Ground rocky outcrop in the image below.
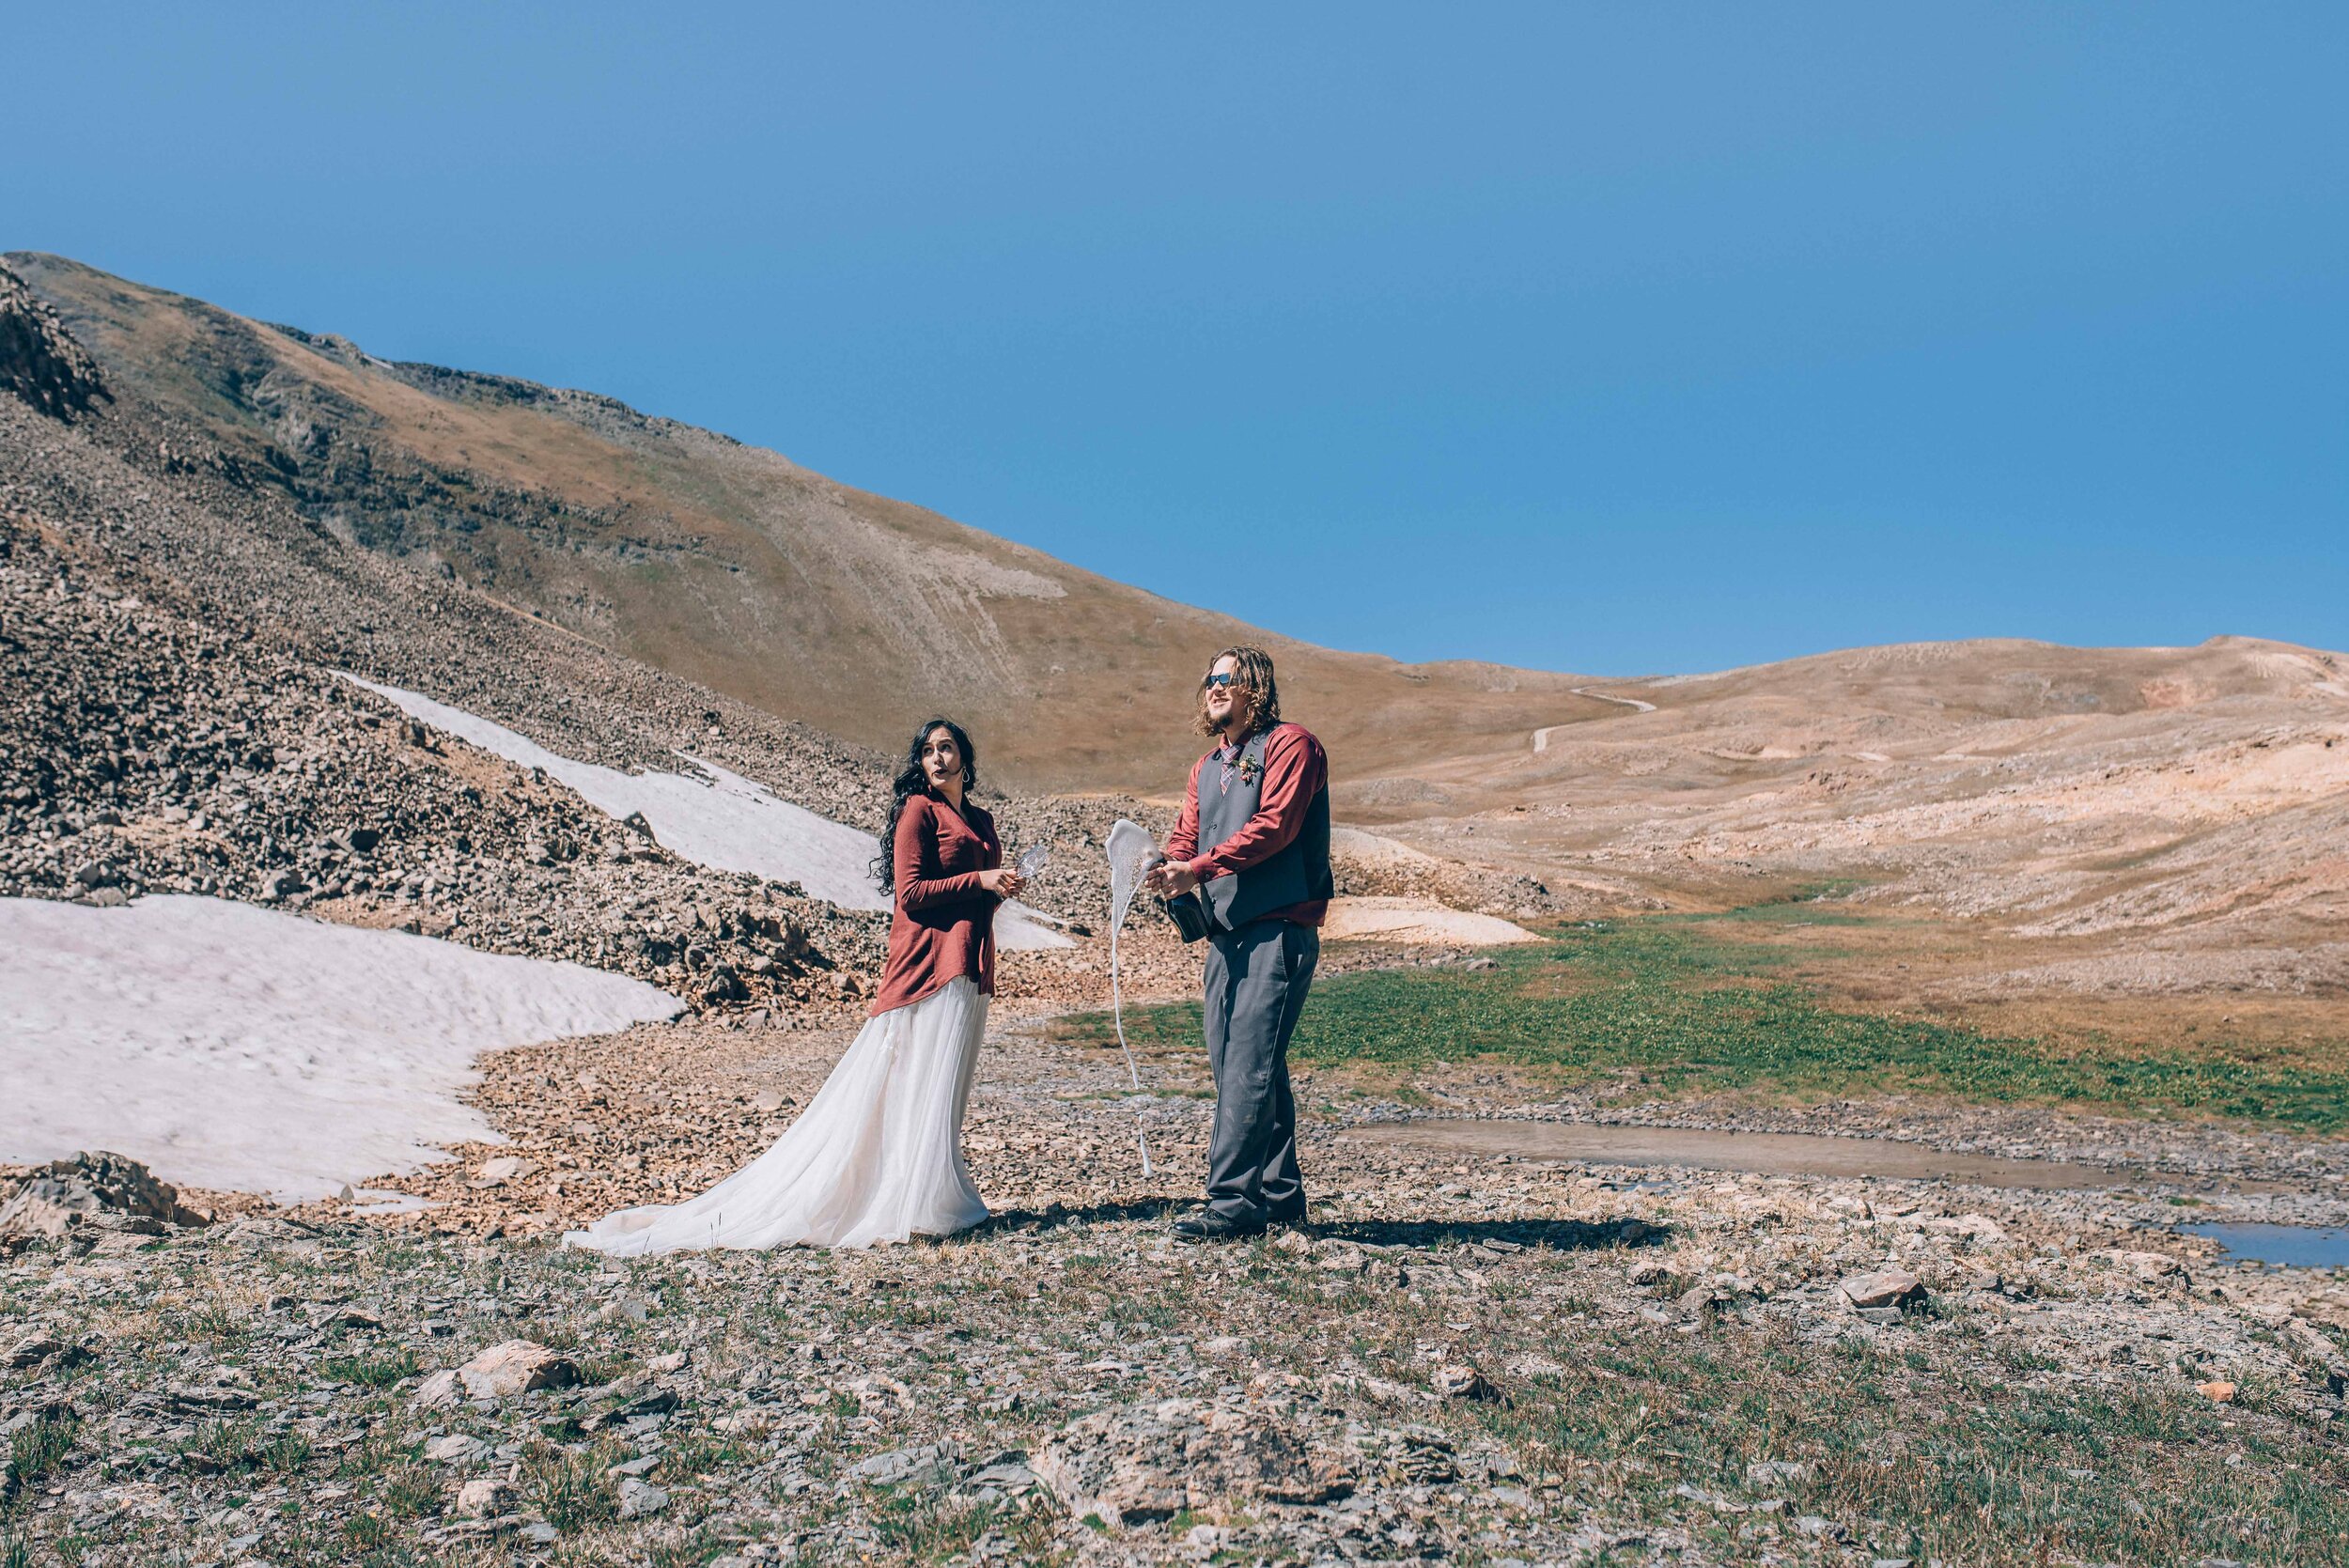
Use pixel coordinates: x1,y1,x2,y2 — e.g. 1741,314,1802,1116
0,1150,207,1239
0,262,107,422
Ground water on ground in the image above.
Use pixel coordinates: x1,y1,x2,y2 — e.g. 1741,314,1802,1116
2180,1221,2349,1270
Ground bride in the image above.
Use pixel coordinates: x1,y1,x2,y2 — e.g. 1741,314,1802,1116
565,718,1024,1253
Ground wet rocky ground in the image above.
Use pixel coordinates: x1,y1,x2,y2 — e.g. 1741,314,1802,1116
8,998,2349,1568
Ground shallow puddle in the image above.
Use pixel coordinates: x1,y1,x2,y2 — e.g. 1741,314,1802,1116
2180,1221,2349,1270
1350,1118,2182,1191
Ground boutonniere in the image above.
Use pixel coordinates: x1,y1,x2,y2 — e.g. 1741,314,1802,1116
1237,754,1262,786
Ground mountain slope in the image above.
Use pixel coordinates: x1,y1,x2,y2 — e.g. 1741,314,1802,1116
8,250,2343,996
8,252,1604,792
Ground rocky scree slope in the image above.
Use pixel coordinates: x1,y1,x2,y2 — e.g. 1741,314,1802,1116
0,503,883,1012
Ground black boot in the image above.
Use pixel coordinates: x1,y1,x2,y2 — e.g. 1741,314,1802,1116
1172,1210,1267,1243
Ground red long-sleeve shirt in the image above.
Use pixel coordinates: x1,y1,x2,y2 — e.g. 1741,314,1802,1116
1164,722,1329,928
870,793,1001,1017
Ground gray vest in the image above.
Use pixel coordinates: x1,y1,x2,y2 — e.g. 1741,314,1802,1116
1198,726,1332,930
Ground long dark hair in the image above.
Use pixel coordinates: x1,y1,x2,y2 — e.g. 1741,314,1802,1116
872,717,979,895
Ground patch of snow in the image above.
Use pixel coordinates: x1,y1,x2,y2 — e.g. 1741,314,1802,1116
0,895,681,1200
344,677,1067,948
1321,896,1541,947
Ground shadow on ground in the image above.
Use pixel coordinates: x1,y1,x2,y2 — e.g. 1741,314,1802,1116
1314,1217,1662,1251
969,1201,1663,1253
970,1199,1184,1235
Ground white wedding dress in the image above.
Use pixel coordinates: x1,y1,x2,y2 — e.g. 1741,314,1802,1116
563,977,989,1254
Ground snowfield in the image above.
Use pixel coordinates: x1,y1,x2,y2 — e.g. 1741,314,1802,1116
347,678,1070,948
0,895,682,1200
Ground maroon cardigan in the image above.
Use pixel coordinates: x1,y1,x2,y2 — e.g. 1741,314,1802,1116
870,793,1001,1017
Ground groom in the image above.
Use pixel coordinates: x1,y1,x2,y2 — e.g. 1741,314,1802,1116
1147,645,1332,1241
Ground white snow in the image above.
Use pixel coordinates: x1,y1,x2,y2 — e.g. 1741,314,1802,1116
346,677,1069,948
0,895,682,1200
1321,896,1541,946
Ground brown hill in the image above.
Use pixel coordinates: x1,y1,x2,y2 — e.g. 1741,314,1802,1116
1364,636,2349,992
7,252,1603,794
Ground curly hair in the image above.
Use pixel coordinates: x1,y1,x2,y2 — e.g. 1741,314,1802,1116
1193,645,1282,739
870,717,979,895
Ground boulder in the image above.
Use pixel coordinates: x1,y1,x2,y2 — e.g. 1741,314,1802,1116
453,1477,511,1517
0,262,111,421
454,1340,579,1400
1841,1268,1924,1310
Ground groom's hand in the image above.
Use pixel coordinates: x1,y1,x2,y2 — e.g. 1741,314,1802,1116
1150,861,1202,898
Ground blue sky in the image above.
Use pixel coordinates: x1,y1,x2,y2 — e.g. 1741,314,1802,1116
7,6,2341,675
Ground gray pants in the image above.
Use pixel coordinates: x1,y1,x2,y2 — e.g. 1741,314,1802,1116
1202,919,1319,1221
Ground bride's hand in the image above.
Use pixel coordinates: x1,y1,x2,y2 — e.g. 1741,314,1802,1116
978,867,1024,897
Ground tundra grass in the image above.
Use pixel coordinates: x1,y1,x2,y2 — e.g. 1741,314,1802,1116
1059,904,2349,1130
1462,1314,2341,1566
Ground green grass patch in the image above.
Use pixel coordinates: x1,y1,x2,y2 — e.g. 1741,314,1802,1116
6,1414,78,1501
520,1436,627,1531
1059,908,2349,1129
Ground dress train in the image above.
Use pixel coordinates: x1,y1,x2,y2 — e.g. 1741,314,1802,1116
564,977,988,1254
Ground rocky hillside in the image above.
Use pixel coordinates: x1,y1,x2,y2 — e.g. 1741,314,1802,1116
0,259,1209,1015
5,252,1604,795
0,499,882,1013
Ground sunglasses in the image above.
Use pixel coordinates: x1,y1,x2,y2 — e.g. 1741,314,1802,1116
1203,672,1240,689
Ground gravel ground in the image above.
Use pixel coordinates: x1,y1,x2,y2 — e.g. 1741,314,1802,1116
8,1004,2349,1568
